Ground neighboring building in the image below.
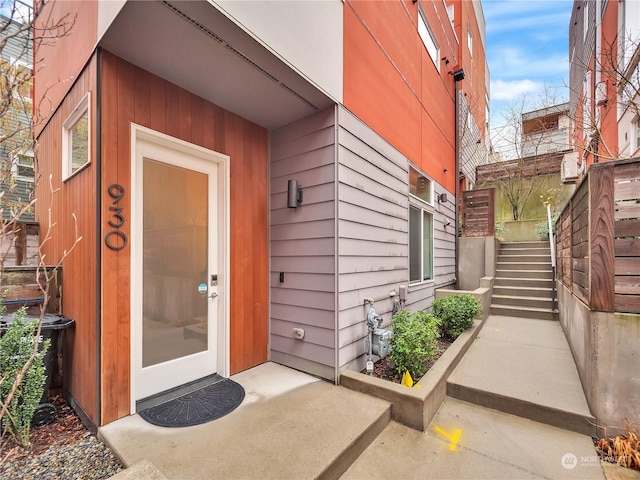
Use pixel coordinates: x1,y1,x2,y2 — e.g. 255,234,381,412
521,103,571,158
446,0,491,189
569,0,640,170
34,0,487,427
0,10,35,222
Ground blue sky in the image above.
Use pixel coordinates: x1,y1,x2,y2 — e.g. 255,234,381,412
483,0,573,128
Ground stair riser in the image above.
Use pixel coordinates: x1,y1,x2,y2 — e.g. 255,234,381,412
496,270,554,279
498,256,552,264
492,296,555,309
501,242,549,249
446,383,595,437
497,263,552,271
499,249,551,257
494,278,555,288
493,287,555,298
490,305,558,321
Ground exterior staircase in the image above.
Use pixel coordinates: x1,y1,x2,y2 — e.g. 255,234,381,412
491,241,558,320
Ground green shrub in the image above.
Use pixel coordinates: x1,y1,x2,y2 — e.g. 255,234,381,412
389,310,440,379
535,212,560,240
432,294,482,340
494,222,506,239
0,307,50,446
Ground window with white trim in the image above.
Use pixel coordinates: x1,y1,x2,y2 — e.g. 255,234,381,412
418,9,440,72
467,27,473,57
409,166,433,204
633,117,640,153
409,166,434,284
12,151,34,181
409,205,433,284
62,92,90,180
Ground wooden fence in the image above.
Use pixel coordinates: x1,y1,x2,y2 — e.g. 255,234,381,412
555,158,640,314
1,221,39,266
462,188,494,237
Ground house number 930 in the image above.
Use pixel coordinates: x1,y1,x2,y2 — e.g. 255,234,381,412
105,183,128,251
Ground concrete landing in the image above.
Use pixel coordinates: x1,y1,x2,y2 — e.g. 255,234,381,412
447,315,595,436
343,397,605,480
100,363,391,480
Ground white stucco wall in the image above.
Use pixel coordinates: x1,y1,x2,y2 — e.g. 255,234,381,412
211,0,343,103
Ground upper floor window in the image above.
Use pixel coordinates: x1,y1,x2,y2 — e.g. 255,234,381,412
467,27,473,57
409,167,433,205
418,9,440,72
583,1,589,42
62,92,90,180
15,151,34,180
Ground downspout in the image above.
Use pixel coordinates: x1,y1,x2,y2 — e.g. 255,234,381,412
95,47,103,426
333,105,340,385
453,69,465,288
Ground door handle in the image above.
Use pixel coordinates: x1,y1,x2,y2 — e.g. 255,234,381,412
209,292,218,299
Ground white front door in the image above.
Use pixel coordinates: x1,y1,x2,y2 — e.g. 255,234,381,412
131,126,229,405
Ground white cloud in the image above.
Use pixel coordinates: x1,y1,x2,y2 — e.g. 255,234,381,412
488,48,568,81
491,79,544,101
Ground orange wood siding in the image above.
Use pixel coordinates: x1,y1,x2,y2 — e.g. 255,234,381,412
344,0,458,193
35,56,99,423
34,0,98,137
599,0,619,161
100,52,269,424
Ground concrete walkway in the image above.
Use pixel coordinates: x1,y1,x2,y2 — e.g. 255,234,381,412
345,316,605,480
104,315,613,480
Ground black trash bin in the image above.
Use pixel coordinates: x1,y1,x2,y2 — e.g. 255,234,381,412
0,313,74,428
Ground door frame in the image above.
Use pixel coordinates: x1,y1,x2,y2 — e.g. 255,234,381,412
129,124,230,413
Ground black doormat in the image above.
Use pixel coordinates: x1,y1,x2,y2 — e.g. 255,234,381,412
138,379,245,427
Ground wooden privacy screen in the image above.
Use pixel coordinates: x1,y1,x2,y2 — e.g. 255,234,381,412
555,158,640,314
462,188,495,237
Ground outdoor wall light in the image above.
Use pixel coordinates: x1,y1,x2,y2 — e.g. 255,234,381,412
452,68,465,82
287,179,303,208
439,193,448,203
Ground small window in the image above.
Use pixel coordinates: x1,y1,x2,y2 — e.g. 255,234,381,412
467,27,473,57
63,92,90,180
14,152,34,180
409,167,433,204
418,9,440,72
447,4,454,23
583,1,589,42
634,118,640,153
409,206,433,284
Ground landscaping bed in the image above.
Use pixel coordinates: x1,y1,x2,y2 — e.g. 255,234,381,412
0,396,123,479
341,318,485,432
363,338,453,384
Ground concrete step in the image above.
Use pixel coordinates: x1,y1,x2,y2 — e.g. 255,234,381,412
498,247,551,257
497,254,552,263
500,241,550,249
491,294,556,310
493,285,555,298
344,398,603,480
100,363,392,480
494,277,555,288
496,262,552,271
495,269,554,279
447,316,596,437
490,304,559,321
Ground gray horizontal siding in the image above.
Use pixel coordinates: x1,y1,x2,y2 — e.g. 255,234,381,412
336,107,456,372
336,107,409,370
269,107,337,379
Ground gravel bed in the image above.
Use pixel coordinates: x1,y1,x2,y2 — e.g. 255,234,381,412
0,433,123,480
